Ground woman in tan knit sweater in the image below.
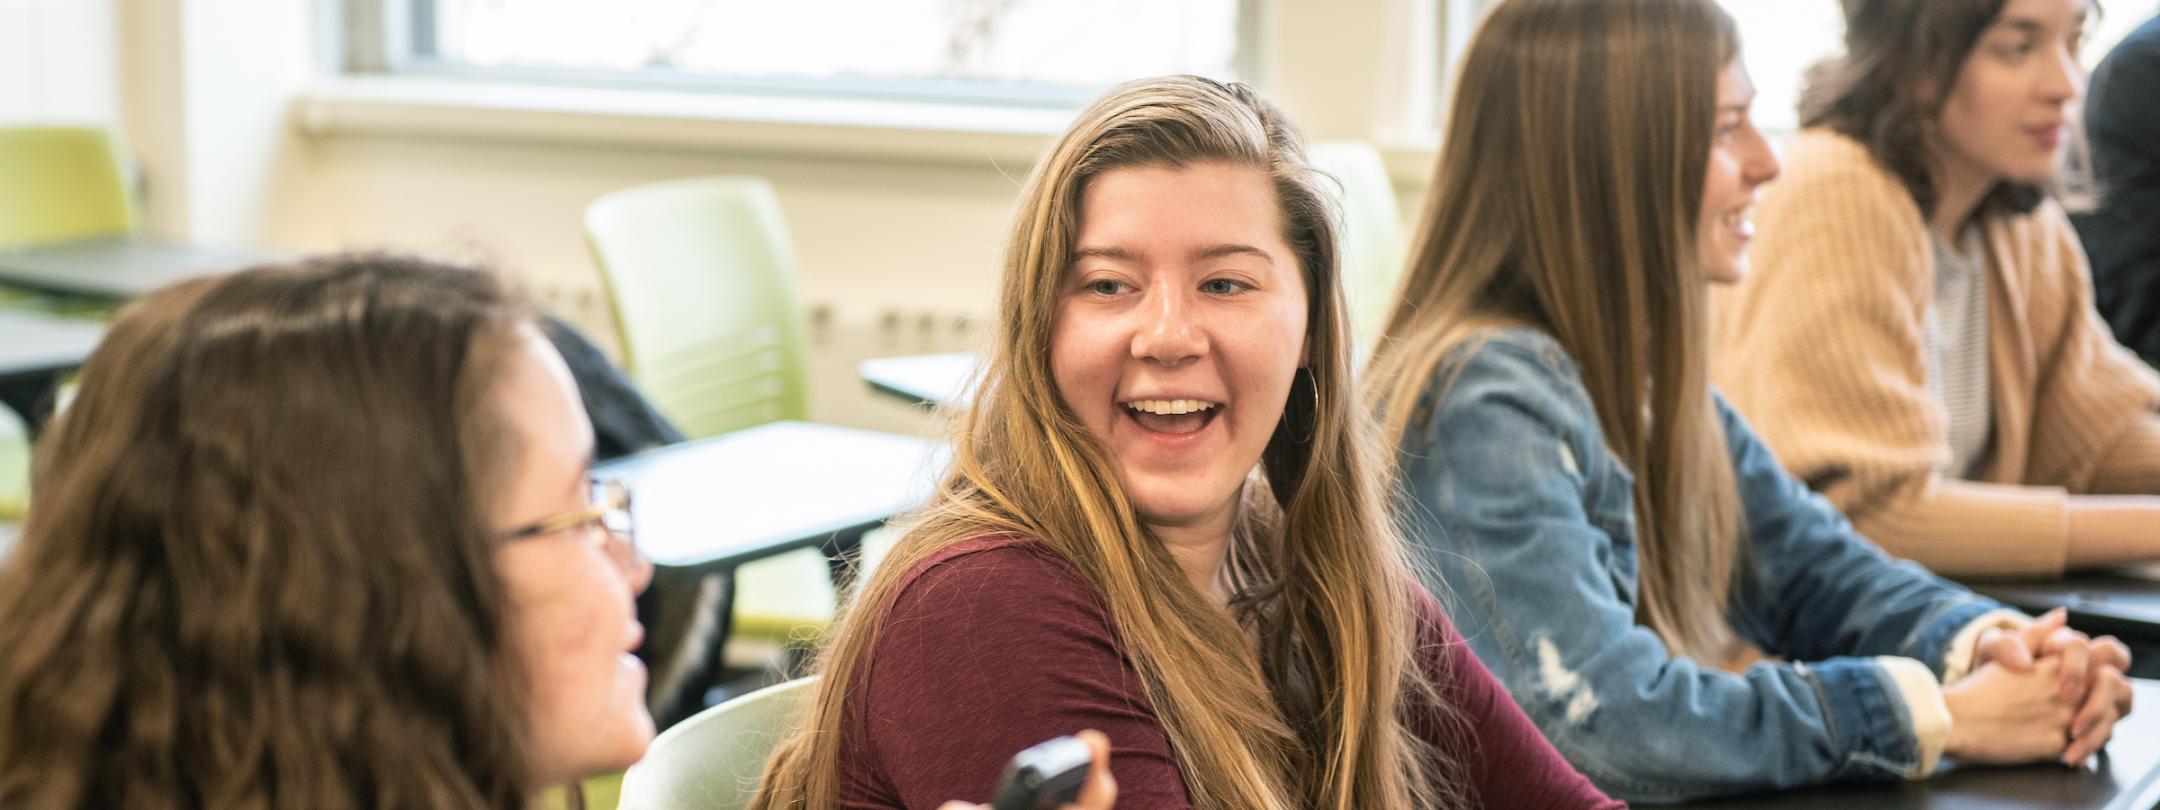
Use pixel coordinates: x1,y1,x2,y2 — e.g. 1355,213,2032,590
1713,0,2160,579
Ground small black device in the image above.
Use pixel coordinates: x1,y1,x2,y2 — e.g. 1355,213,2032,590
989,734,1094,810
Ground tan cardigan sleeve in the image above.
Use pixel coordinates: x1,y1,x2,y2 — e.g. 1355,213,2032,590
2021,204,2160,495
1713,132,2070,578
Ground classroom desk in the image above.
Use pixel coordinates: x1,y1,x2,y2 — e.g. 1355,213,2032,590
0,307,103,433
859,351,979,408
595,420,945,721
0,237,279,300
1971,565,2160,679
593,420,945,574
1691,678,2160,809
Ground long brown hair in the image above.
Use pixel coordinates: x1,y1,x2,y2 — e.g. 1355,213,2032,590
0,255,542,808
1366,0,1750,664
1800,0,2098,218
756,75,1466,810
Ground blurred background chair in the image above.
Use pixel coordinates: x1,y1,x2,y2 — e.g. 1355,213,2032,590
0,126,134,252
617,676,817,810
0,126,137,524
585,178,839,723
1307,141,1407,351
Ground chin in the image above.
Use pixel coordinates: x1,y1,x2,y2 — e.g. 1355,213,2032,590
1703,259,1745,284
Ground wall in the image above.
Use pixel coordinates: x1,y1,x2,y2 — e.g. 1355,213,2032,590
95,0,1433,435
1,0,119,125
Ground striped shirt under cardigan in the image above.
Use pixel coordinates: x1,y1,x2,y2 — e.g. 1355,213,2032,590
1711,128,2160,579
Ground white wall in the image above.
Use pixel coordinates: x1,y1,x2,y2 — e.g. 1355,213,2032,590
0,0,120,125
87,0,1427,433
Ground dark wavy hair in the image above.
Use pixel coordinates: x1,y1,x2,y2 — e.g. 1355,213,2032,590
0,254,541,808
1800,0,2099,219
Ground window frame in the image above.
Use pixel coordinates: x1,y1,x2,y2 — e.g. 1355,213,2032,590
343,0,1268,112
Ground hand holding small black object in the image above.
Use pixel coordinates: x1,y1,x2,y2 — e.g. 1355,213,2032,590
990,736,1093,810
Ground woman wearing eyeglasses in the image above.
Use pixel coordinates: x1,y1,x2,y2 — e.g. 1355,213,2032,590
0,255,656,808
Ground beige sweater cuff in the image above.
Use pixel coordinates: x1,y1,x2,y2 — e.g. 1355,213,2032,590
1877,656,1952,778
1940,609,2032,685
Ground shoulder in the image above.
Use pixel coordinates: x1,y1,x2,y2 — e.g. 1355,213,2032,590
1424,328,1596,426
1404,328,1607,476
1760,130,1929,241
1745,129,1934,298
1772,129,1914,204
882,535,1107,628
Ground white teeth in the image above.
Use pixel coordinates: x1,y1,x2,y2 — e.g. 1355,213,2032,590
1126,399,1219,415
1725,207,1755,236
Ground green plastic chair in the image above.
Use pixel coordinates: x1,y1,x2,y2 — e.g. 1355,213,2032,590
584,177,834,678
0,127,134,251
539,772,624,810
617,676,817,810
1307,142,1407,351
584,177,810,440
0,126,135,520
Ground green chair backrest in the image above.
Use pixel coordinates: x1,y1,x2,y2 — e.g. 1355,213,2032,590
618,676,818,810
585,177,810,439
1307,142,1406,350
0,127,134,251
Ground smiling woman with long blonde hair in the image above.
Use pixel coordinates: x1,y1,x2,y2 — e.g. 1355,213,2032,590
750,75,1617,810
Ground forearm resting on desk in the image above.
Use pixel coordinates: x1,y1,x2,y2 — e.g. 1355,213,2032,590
2067,496,2160,569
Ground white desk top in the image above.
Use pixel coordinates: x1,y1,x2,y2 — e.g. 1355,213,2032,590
0,307,103,382
595,420,947,570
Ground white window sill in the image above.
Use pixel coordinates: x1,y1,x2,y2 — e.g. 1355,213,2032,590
292,76,1079,166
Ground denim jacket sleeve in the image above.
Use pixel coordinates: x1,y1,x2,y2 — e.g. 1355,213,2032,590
1395,334,1977,804
1714,392,2010,671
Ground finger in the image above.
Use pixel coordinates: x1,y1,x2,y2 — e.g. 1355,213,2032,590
940,803,983,810
2046,628,2092,702
1977,629,2033,671
2066,668,2130,766
2091,636,2132,674
2020,610,2068,654
2025,609,2068,639
1072,729,1117,810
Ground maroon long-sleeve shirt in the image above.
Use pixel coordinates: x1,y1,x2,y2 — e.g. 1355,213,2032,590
836,535,1624,809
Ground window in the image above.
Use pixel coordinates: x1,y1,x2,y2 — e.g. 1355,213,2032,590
360,0,1255,108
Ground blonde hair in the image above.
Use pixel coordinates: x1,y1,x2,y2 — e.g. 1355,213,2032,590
754,75,1466,810
1365,0,1750,664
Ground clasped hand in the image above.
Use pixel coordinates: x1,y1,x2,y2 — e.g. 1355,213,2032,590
1946,609,2135,767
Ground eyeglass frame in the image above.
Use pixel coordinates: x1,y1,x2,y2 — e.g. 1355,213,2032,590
499,478,636,557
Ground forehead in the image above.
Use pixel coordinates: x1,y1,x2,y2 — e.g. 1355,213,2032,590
497,326,593,467
1073,162,1286,249
1991,0,2089,27
1716,57,1753,104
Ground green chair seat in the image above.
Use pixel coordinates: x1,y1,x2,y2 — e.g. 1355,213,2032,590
539,771,624,810
731,547,839,644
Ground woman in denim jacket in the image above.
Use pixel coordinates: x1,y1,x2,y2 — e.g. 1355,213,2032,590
1363,0,2134,802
